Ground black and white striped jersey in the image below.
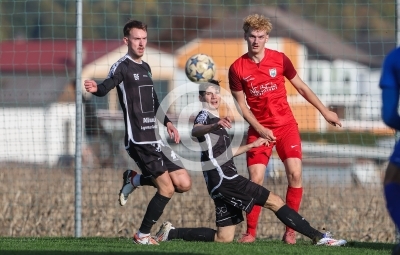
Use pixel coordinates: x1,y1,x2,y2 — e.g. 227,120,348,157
193,109,237,177
93,54,170,146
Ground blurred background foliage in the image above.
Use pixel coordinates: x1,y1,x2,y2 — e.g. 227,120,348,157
0,0,395,45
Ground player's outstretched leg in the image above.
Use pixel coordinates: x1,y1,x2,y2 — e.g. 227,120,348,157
268,194,346,247
155,221,216,242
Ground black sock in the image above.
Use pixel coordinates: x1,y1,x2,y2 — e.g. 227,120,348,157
168,228,216,242
139,192,170,234
275,205,324,241
140,175,156,187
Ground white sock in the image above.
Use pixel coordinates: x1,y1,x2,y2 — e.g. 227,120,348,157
132,174,141,187
137,231,150,238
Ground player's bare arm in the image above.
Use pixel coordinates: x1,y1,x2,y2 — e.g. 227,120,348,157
191,117,231,137
233,137,268,157
231,90,276,141
166,122,180,144
290,74,342,127
84,80,98,93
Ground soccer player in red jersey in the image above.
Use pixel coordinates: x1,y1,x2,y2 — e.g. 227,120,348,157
228,14,342,244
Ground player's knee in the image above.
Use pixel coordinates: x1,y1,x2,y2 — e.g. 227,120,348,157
286,172,302,186
214,226,235,243
214,233,234,243
248,173,264,185
170,170,192,193
252,176,264,185
175,178,192,193
264,192,285,212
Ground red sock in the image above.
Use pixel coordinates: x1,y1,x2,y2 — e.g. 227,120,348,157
246,205,262,237
285,186,303,232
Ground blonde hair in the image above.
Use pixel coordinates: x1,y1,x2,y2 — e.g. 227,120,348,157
243,14,272,34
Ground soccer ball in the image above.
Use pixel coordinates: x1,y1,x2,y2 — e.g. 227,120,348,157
185,54,216,82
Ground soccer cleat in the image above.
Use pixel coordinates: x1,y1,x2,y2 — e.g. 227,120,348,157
118,170,138,206
315,232,347,246
132,233,159,245
282,229,296,244
237,233,256,243
155,221,175,242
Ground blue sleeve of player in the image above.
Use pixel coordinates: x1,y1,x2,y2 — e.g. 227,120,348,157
379,48,400,90
380,48,400,131
381,89,400,131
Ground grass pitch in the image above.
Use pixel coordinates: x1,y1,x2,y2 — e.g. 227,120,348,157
0,237,394,255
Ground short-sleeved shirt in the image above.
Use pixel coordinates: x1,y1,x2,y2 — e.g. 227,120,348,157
93,54,170,147
193,109,236,173
229,49,297,128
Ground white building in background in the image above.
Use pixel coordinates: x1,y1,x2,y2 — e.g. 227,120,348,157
0,40,122,166
305,58,384,131
0,76,76,166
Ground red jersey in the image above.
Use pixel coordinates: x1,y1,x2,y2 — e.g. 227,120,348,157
229,49,297,128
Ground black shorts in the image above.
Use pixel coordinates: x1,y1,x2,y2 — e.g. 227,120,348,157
126,141,183,178
205,170,270,227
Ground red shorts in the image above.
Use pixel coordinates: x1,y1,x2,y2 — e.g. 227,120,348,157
246,123,302,167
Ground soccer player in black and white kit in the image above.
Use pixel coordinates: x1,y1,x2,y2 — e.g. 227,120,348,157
154,80,346,246
84,19,191,245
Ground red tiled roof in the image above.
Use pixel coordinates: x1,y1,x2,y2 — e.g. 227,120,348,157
0,39,123,73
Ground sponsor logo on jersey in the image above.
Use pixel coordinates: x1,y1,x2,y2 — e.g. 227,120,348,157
143,117,156,123
141,124,157,131
269,68,277,78
249,82,278,97
133,73,139,80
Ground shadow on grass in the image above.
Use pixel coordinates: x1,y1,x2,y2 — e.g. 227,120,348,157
347,241,395,251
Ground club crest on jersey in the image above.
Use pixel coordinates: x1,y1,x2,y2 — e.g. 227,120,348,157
269,68,277,78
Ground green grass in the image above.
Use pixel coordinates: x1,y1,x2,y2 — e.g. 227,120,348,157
0,237,394,255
